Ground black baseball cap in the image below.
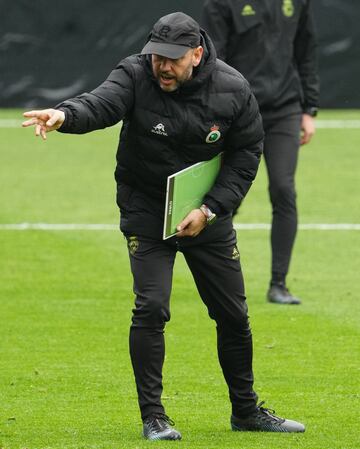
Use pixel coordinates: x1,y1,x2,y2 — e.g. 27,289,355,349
141,12,201,59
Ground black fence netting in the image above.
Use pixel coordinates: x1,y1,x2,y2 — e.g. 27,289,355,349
1,0,359,108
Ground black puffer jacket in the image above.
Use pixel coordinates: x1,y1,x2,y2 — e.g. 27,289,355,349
57,29,263,215
202,0,320,117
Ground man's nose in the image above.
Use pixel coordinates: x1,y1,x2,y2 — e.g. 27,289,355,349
160,58,172,71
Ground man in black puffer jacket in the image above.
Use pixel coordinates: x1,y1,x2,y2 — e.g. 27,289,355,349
202,0,320,304
23,12,305,440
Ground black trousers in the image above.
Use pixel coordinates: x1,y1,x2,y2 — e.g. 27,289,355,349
125,223,258,420
262,113,302,282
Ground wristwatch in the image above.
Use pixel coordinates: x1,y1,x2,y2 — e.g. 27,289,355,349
304,107,318,117
200,204,217,226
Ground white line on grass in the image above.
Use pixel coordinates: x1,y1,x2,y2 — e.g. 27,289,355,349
236,223,360,230
316,120,360,129
0,223,359,231
2,119,360,129
0,119,23,128
0,223,119,231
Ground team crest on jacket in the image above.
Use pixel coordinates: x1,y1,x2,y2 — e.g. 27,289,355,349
206,125,221,143
282,0,294,17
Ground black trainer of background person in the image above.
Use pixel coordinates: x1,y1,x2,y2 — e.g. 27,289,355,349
22,12,306,440
202,0,320,304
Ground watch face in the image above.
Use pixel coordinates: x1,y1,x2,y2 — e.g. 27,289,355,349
207,213,217,225
307,107,318,117
200,204,217,225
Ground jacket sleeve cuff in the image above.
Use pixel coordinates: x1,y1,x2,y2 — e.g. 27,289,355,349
302,106,318,117
55,107,73,133
202,198,225,216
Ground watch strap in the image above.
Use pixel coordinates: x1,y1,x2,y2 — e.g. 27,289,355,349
200,204,217,225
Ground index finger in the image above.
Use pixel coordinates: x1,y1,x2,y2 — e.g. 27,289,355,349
23,110,45,118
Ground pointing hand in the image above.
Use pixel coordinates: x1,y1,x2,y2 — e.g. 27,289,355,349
22,108,65,140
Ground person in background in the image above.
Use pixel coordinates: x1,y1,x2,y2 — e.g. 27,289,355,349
202,0,320,304
23,12,306,441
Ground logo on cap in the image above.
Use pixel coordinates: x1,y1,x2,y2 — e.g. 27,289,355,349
206,125,221,143
159,26,171,38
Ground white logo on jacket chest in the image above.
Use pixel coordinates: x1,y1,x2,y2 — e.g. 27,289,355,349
151,123,168,136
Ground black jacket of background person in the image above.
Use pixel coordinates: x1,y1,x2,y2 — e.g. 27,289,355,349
57,29,264,238
202,0,320,119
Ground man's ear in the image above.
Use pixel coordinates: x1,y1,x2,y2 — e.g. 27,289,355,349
193,46,204,67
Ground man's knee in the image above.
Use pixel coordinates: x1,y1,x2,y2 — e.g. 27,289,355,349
209,296,250,331
269,182,297,210
217,313,252,343
132,293,171,328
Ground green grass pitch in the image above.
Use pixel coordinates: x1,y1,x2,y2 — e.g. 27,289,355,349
0,109,359,449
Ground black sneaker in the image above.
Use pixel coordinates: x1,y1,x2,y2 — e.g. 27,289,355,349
231,402,305,433
143,414,182,441
267,284,301,305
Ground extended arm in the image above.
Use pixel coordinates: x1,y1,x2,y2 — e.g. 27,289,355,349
22,57,136,139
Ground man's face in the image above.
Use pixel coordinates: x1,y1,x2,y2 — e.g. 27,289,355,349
152,47,203,92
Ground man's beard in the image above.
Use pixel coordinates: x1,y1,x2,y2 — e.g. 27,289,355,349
157,64,193,92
